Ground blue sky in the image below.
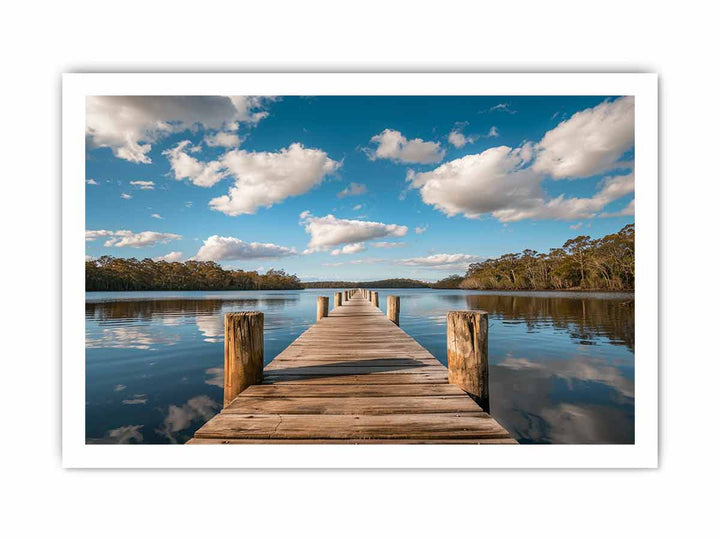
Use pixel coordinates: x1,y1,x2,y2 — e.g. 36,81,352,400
85,95,635,281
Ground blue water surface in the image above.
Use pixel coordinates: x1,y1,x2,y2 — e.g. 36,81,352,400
85,289,634,444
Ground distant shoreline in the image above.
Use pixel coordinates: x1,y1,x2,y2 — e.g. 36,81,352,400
85,287,634,295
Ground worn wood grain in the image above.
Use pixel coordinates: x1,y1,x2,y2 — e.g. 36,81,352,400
316,296,329,321
193,413,511,440
223,396,483,415
223,312,263,407
447,310,489,411
387,295,400,325
187,437,518,444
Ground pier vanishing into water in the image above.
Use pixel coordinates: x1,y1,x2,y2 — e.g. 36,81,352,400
188,289,515,444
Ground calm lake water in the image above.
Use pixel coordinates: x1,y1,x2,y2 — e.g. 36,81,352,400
85,289,634,444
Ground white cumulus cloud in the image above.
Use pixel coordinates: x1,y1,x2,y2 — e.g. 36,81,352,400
396,253,484,270
410,137,634,223
533,96,634,179
331,242,366,256
372,241,405,249
130,180,155,190
204,131,244,148
301,212,408,253
164,140,226,188
600,199,635,218
208,143,340,215
154,251,184,262
194,235,297,261
492,172,635,222
448,129,474,148
409,145,542,219
86,178,98,185
368,129,445,164
85,229,181,248
86,96,273,164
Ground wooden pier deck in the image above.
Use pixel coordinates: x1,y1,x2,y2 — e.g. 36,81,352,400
188,291,515,444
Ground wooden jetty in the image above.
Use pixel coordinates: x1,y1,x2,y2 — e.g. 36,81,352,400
188,289,516,444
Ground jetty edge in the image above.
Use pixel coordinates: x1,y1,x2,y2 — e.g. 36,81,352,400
188,289,516,444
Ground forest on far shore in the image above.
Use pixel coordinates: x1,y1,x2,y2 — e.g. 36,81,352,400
86,224,633,292
85,257,302,291
433,223,634,291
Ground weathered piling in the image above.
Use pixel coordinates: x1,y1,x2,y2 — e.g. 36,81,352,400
387,295,400,325
317,296,329,321
223,312,264,407
371,291,379,307
334,292,342,308
447,310,489,411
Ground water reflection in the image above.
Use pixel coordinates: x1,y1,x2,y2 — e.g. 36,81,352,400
464,294,634,351
195,314,224,343
204,367,223,388
86,296,299,320
85,289,634,444
491,355,634,443
87,424,144,444
86,326,181,350
155,395,220,444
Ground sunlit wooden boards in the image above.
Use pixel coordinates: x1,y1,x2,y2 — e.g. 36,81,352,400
188,292,516,444
191,413,513,441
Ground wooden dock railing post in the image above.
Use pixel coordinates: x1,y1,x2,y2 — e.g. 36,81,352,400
317,296,329,321
371,291,379,307
387,295,400,325
224,312,264,407
447,310,489,412
334,291,342,308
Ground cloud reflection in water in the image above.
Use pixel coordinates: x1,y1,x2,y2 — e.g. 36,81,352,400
491,355,634,444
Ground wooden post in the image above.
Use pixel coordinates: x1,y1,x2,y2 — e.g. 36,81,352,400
334,291,342,308
387,295,400,325
224,312,264,407
317,296,329,321
447,310,489,412
371,291,379,307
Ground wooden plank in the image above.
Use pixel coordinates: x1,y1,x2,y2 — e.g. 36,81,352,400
187,437,518,445
268,357,441,367
223,396,483,415
193,413,512,440
263,366,446,376
192,412,511,440
262,373,450,385
238,383,467,397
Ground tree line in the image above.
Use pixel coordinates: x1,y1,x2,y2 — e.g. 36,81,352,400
433,223,634,291
86,224,633,292
86,256,302,291
301,278,428,289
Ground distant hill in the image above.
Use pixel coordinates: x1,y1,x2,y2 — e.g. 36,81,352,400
301,278,429,289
